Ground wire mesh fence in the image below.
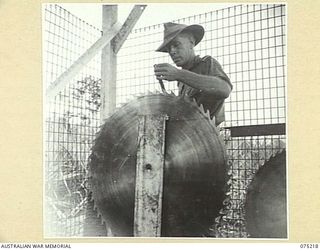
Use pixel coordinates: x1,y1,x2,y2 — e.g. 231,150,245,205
117,4,286,126
43,4,102,237
44,4,286,237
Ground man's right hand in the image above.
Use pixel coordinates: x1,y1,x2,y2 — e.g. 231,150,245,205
154,63,179,82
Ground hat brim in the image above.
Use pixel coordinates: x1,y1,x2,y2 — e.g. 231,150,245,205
156,24,204,53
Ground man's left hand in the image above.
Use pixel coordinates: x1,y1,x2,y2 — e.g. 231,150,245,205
154,63,179,81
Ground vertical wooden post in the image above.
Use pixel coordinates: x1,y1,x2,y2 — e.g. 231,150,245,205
100,5,118,122
98,5,118,236
134,115,168,237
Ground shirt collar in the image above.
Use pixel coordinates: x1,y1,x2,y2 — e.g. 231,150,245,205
186,55,201,70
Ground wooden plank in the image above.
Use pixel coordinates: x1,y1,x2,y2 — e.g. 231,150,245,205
225,123,286,137
113,5,147,54
46,22,122,100
100,5,118,121
134,115,168,237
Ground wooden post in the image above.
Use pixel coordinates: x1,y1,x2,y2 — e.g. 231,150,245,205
100,5,118,122
134,114,168,237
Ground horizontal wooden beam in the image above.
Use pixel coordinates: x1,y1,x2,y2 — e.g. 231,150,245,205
225,123,286,137
113,5,147,54
46,22,122,100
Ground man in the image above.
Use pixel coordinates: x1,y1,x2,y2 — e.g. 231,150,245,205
154,22,232,126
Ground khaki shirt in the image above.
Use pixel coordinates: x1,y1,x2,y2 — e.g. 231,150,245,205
178,55,232,126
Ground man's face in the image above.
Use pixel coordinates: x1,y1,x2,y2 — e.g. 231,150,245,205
167,33,195,68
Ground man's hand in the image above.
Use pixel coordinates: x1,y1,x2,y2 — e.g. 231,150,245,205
154,63,179,81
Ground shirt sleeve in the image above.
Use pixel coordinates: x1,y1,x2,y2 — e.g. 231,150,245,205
203,56,233,90
198,56,232,126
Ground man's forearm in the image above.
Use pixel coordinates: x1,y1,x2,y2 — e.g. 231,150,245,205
177,69,231,98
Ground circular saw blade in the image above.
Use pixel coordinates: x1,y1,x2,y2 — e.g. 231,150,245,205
245,150,287,238
89,92,228,236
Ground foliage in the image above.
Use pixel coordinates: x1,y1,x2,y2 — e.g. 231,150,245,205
45,76,101,237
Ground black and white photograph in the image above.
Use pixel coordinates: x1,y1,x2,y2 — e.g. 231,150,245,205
43,3,287,238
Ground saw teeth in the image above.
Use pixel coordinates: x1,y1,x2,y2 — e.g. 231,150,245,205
101,218,106,226
211,119,216,127
191,97,198,105
225,190,232,196
97,210,102,220
209,115,215,125
163,89,169,95
160,90,168,95
215,216,222,224
93,202,98,212
199,104,205,114
218,134,225,141
206,110,211,119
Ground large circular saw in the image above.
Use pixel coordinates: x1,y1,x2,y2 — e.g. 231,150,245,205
88,92,228,237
